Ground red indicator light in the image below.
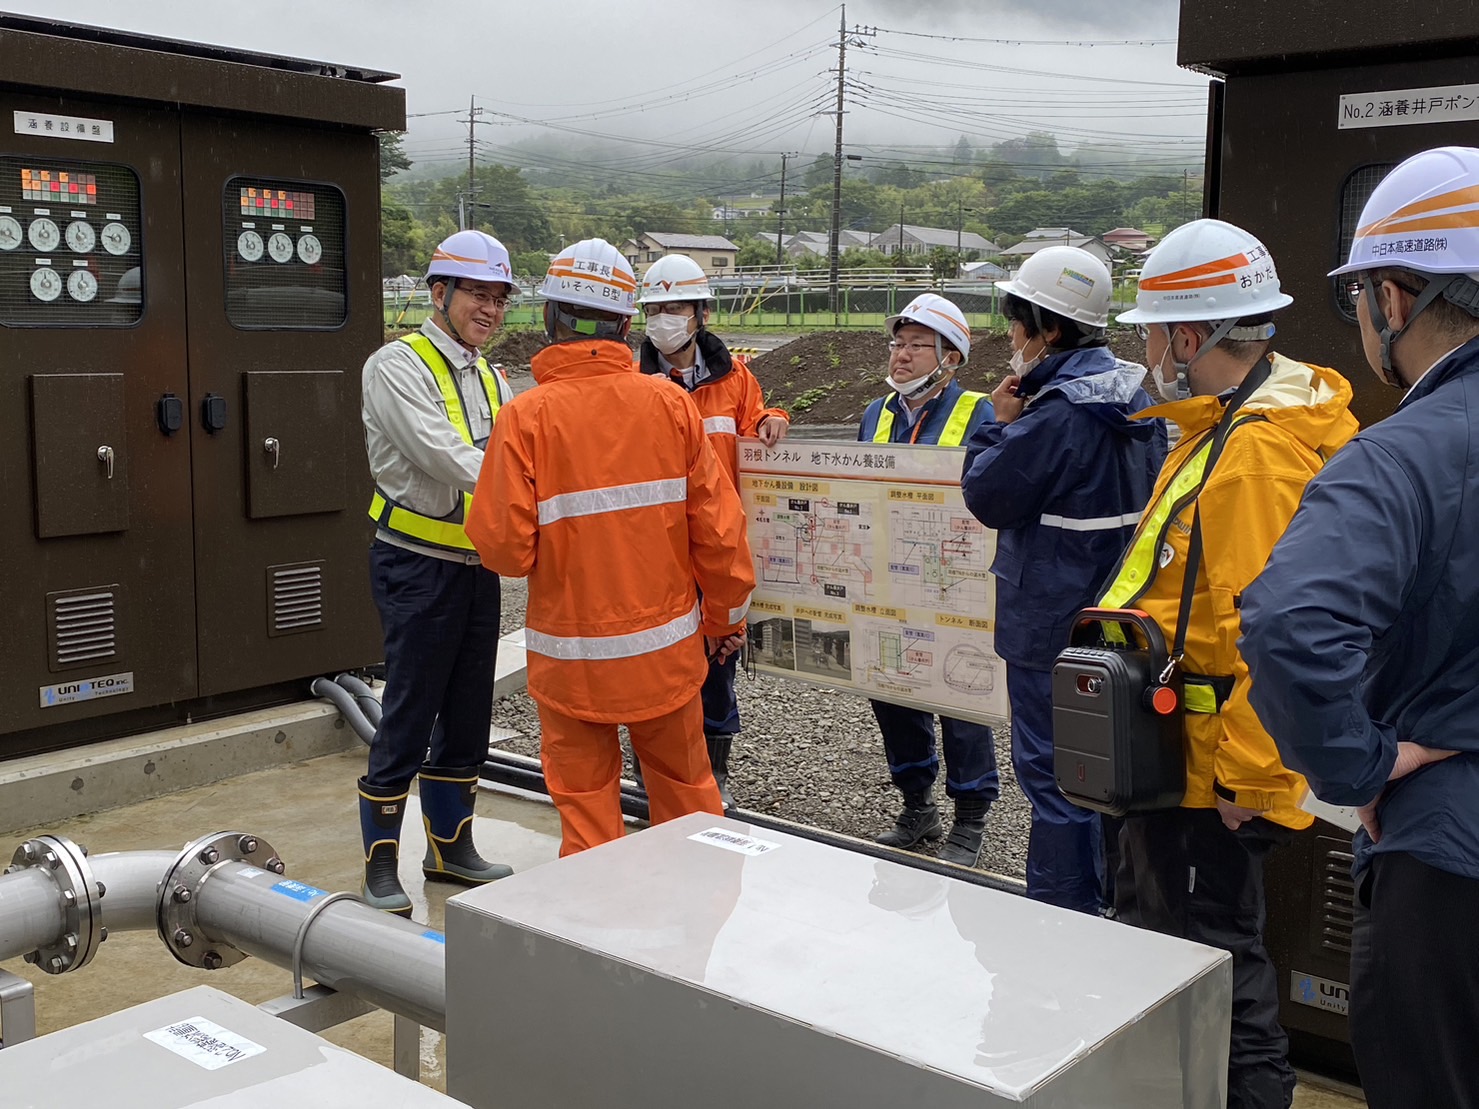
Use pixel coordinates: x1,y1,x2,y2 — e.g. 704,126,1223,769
1151,687,1179,715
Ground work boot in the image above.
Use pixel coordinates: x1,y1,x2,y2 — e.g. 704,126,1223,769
358,778,413,917
938,798,990,867
706,733,736,812
419,766,513,886
875,793,943,849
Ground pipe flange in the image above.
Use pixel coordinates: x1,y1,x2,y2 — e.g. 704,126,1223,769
156,830,281,970
7,835,101,975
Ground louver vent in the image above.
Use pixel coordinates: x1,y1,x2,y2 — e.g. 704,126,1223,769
1318,839,1356,956
269,561,324,637
49,587,119,672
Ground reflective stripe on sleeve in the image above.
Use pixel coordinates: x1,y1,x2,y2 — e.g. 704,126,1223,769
1039,511,1143,532
728,595,752,625
537,478,687,525
703,416,738,435
524,604,701,661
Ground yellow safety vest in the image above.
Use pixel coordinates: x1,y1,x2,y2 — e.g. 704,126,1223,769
1096,414,1262,714
873,389,988,447
368,333,503,553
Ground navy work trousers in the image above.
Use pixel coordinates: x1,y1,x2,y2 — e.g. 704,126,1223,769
701,652,740,737
365,541,501,792
871,700,1000,803
1117,808,1296,1109
1007,664,1105,913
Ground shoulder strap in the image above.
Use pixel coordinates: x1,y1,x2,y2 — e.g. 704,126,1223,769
1168,357,1272,668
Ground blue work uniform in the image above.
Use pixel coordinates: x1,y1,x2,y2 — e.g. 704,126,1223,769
859,381,1001,807
961,345,1165,912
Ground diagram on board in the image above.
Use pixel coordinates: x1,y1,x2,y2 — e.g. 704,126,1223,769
857,619,938,698
886,506,992,615
749,495,877,603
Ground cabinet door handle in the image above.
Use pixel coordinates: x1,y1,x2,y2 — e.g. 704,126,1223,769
263,437,281,470
97,445,115,480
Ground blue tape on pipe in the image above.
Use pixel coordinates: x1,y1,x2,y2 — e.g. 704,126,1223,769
271,879,327,902
421,930,446,944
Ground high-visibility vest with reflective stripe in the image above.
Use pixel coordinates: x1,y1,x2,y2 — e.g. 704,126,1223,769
1097,414,1262,712
872,389,988,447
367,333,502,553
1098,414,1262,610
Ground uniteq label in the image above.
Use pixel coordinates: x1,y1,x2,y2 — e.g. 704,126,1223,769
1290,971,1350,1017
39,672,135,709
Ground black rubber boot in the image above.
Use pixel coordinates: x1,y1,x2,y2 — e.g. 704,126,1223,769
875,793,944,849
706,733,736,812
631,752,646,796
419,766,513,886
358,778,412,917
938,797,990,867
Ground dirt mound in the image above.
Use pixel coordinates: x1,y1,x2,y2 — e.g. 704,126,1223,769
486,329,549,373
749,329,1149,426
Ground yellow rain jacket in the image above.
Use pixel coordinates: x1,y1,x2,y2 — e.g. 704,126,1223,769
1099,355,1359,828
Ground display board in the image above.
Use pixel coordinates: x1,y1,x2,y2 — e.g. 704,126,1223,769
738,438,1007,725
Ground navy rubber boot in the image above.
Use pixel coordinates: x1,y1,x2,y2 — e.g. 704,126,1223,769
419,766,513,885
358,778,413,917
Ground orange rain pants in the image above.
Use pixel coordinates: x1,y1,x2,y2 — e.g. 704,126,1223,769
538,694,723,855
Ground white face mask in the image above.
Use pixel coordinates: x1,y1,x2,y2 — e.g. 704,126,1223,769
1151,329,1192,401
646,312,695,355
886,371,937,398
1009,340,1045,378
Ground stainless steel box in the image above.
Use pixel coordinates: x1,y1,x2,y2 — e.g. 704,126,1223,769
0,985,459,1107
446,813,1232,1108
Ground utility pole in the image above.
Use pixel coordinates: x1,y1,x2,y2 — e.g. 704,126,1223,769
826,11,874,322
775,152,796,267
1182,168,1189,225
899,202,906,255
461,95,486,230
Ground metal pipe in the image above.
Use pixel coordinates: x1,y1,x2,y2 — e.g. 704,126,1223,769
89,851,177,933
310,676,375,745
480,749,1028,896
189,863,445,1030
333,672,383,729
0,868,66,964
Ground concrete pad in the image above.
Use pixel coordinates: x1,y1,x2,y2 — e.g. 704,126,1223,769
0,703,360,836
0,748,562,1094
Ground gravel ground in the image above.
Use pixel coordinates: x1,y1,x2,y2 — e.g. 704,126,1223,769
492,576,1031,880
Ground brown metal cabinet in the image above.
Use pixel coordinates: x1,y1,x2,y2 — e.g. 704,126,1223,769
0,17,404,757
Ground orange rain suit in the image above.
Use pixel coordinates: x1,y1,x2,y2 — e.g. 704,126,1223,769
466,337,756,854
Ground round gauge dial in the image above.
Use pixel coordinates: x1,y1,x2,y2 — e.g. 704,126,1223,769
67,269,99,303
30,266,62,302
237,229,264,262
65,220,95,253
28,217,60,253
0,215,21,250
267,232,294,264
296,233,322,265
101,222,131,256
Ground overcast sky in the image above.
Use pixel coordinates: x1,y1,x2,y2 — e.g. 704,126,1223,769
5,1,1207,171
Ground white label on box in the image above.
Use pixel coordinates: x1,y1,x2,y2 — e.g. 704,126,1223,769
1339,84,1479,129
144,1017,265,1071
39,671,134,708
13,110,115,143
688,827,781,857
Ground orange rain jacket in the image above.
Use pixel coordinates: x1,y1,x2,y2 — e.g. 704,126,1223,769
467,338,756,723
1119,355,1359,829
636,331,788,491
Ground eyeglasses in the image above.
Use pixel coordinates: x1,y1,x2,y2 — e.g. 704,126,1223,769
461,288,511,310
1345,277,1424,301
888,341,936,355
645,302,698,317
1134,324,1150,341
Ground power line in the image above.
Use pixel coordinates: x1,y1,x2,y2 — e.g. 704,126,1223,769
868,25,1175,47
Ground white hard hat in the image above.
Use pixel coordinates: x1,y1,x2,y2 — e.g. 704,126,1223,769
639,254,713,304
995,246,1111,327
426,230,514,290
541,238,638,317
884,293,971,362
1118,219,1293,325
1329,146,1479,278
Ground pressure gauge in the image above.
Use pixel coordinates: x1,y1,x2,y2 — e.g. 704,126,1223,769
65,220,95,253
28,217,60,253
237,229,264,262
30,266,61,302
67,269,98,303
296,233,322,265
101,221,131,256
0,215,20,250
267,232,294,264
